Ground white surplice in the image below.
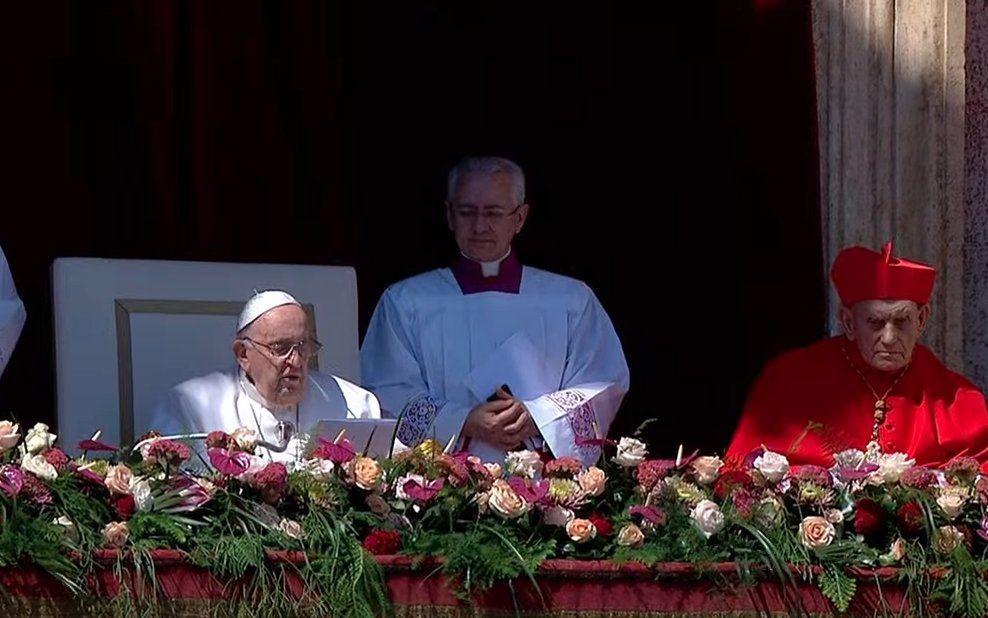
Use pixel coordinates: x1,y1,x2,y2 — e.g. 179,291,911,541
360,265,629,465
0,247,26,378
149,367,381,463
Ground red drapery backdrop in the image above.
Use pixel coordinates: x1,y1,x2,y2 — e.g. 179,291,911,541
0,1,820,456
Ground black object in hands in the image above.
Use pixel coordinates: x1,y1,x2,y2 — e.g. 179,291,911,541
486,384,513,402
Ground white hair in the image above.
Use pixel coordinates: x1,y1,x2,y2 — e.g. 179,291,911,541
446,156,526,205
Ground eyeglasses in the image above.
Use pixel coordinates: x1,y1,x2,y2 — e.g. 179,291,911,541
448,204,522,225
242,337,323,360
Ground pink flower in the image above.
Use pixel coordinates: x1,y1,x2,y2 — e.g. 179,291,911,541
508,477,550,504
144,439,192,468
0,465,24,497
629,505,666,526
311,437,356,464
401,476,444,503
102,521,129,547
78,438,118,452
208,448,252,476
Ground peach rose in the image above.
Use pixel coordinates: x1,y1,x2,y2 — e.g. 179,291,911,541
104,464,133,495
577,466,606,497
566,518,598,543
488,479,531,519
102,521,130,547
798,516,835,549
0,421,20,453
934,525,965,554
353,456,383,491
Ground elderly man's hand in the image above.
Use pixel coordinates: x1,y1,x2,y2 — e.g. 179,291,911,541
463,395,539,451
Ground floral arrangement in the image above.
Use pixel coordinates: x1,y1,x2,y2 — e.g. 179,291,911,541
1,419,988,616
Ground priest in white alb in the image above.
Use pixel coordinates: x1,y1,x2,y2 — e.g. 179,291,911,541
0,246,26,379
361,156,629,465
150,290,380,462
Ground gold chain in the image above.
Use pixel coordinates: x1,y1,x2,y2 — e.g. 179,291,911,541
840,340,910,441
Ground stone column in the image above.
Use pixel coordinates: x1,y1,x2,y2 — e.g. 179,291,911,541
964,0,988,389
812,0,967,370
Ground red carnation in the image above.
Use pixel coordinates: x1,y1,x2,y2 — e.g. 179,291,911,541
251,462,288,504
897,501,925,537
714,470,753,500
144,439,192,468
588,513,613,537
113,494,136,520
362,529,401,555
853,498,887,538
636,460,673,493
42,448,70,472
21,472,53,505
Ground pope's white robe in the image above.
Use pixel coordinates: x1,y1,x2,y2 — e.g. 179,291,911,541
360,265,629,465
149,367,381,462
0,247,26,378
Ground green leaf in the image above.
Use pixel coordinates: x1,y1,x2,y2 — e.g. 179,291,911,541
820,567,857,613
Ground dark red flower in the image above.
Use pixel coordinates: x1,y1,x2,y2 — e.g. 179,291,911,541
21,472,53,505
897,501,925,536
252,462,288,503
77,438,118,452
636,460,674,492
588,513,613,537
853,498,887,538
205,431,232,450
113,494,136,520
362,529,401,555
42,448,70,472
899,467,937,490
714,470,753,500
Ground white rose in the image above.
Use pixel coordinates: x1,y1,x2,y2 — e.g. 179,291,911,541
301,458,336,482
832,448,866,470
937,489,968,520
542,505,575,527
230,427,259,451
130,477,153,511
24,423,56,455
20,453,57,480
504,450,543,479
691,456,723,485
690,499,725,539
753,451,790,483
868,452,915,485
612,437,648,467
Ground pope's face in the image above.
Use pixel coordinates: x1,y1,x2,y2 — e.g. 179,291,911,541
841,299,931,372
234,304,311,407
446,171,529,263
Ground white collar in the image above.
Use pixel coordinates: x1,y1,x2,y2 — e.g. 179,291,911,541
237,368,300,414
461,248,511,277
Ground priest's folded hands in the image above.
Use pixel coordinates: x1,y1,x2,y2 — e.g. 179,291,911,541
462,390,539,452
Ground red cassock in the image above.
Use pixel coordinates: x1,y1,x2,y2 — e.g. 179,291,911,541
726,336,988,469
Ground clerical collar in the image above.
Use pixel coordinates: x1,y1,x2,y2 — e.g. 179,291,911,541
238,368,300,414
450,250,522,295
